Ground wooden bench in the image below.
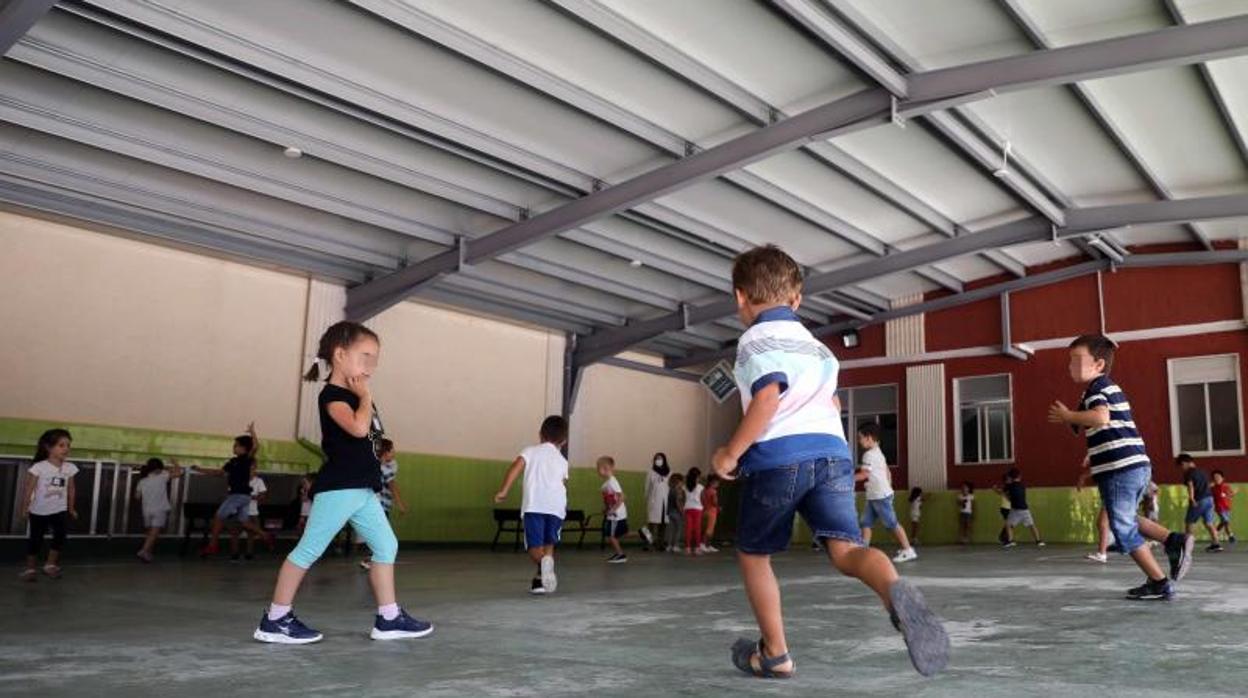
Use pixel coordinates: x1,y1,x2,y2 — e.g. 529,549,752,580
491,508,604,551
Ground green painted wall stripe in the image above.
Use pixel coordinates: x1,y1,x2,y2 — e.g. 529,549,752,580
2,417,1229,545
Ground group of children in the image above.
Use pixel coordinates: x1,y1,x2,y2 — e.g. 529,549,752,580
19,242,1243,682
637,456,724,557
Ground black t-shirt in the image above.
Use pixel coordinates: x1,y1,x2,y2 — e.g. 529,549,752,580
1005,481,1028,510
1184,468,1211,500
313,383,383,495
224,456,253,495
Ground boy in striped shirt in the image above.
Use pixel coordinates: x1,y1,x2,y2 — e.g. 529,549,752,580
1049,334,1194,600
712,245,948,679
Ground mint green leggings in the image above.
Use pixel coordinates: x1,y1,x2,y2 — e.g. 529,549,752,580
287,489,397,568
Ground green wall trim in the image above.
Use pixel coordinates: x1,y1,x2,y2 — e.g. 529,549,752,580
3,418,1226,545
0,416,318,471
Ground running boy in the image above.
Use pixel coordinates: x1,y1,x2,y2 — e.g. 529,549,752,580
711,245,948,678
1049,334,1195,600
495,416,569,595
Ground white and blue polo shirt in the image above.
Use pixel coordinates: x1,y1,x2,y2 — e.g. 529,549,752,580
1081,374,1150,477
732,306,850,474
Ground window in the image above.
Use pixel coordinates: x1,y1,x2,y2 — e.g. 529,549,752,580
836,384,899,465
1168,354,1244,456
954,374,1013,464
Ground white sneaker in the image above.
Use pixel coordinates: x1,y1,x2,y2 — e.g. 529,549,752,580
639,527,654,545
1085,552,1108,563
705,544,719,553
540,555,557,594
893,548,918,563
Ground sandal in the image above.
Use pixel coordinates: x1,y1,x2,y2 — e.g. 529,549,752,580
730,637,795,679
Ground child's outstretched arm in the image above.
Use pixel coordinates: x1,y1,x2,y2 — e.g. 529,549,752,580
494,456,526,503
1048,401,1109,429
245,422,260,456
711,382,782,480
191,465,224,477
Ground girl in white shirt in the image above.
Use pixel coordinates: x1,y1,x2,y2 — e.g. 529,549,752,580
20,429,78,581
135,457,184,562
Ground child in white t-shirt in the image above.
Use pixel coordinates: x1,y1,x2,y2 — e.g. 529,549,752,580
494,416,569,595
598,456,629,564
135,457,184,562
20,429,78,581
857,424,916,562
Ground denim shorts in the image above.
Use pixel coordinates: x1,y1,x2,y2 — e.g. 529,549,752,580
215,493,252,524
861,495,899,530
1186,496,1216,525
1218,510,1233,524
736,457,862,555
523,512,562,549
1096,465,1150,554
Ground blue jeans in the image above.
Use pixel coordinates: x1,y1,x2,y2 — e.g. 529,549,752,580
288,489,397,568
736,458,861,555
1186,496,1216,526
860,495,900,531
1096,465,1150,554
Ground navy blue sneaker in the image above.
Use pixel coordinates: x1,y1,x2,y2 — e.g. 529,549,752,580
1126,577,1174,601
371,609,434,640
254,611,323,644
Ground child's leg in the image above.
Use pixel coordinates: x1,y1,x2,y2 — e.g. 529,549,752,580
1100,471,1167,581
209,516,225,547
691,511,704,549
229,526,241,555
1029,525,1043,543
892,524,912,549
910,520,919,542
26,514,48,570
608,535,623,555
273,490,363,605
737,552,794,670
684,510,696,551
349,495,400,607
1138,515,1172,542
826,540,898,608
1097,509,1111,554
45,513,66,567
141,527,160,554
705,512,718,544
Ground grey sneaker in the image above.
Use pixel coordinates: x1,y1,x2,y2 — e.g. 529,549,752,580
888,579,950,677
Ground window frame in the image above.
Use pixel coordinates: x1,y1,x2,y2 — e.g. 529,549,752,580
1167,353,1245,458
953,373,1016,466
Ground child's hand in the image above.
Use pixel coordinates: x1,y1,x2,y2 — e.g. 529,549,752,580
346,375,372,400
69,509,78,521
493,491,507,504
398,503,408,515
1047,401,1071,424
711,447,738,480
246,421,256,435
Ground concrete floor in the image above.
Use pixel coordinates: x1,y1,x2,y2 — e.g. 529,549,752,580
2,543,1247,697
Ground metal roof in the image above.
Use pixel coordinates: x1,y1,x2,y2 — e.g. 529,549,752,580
1,0,1247,367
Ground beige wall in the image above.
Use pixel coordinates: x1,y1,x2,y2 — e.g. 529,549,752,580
0,211,307,437
0,209,733,465
569,352,740,472
367,299,565,461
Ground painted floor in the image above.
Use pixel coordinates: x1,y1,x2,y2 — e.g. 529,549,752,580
3,543,1246,697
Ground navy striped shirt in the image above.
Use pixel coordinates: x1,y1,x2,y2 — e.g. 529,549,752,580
1081,375,1150,477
